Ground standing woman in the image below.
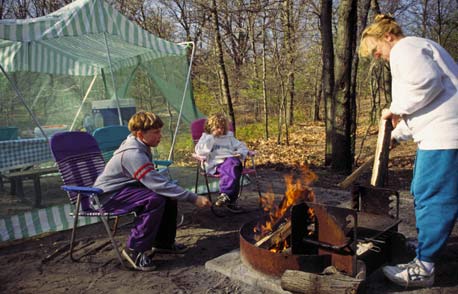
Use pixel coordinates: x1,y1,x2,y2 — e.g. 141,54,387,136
359,14,458,288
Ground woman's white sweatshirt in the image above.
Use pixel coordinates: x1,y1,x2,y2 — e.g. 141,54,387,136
389,36,458,150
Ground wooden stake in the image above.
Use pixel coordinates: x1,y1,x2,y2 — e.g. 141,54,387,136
371,119,393,187
337,155,375,189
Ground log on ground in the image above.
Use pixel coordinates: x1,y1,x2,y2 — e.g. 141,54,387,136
281,269,364,294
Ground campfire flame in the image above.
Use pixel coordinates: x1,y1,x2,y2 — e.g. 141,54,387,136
254,165,317,252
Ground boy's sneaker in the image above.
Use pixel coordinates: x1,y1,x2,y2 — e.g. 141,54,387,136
122,248,156,271
152,242,189,254
382,258,434,288
214,193,230,207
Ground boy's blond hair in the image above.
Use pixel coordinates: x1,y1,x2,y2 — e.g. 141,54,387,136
204,113,229,134
128,111,164,135
359,14,404,57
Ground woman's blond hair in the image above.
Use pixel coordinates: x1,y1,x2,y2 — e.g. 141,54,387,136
359,14,404,57
128,111,164,135
204,113,229,134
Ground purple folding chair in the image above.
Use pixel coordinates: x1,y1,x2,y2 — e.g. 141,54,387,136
50,131,127,266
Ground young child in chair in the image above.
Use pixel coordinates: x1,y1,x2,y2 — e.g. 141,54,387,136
93,111,211,271
194,113,249,211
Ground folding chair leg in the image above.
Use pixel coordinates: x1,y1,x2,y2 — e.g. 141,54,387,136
252,172,263,208
238,176,244,199
194,166,200,194
203,173,212,202
111,216,119,236
99,215,125,267
69,198,81,262
91,196,125,268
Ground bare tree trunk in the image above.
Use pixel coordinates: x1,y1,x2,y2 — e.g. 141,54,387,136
349,0,372,164
421,0,429,38
249,8,259,80
313,61,322,121
261,14,269,139
0,0,5,19
320,0,335,166
331,0,357,172
211,0,236,133
283,0,295,126
248,5,260,121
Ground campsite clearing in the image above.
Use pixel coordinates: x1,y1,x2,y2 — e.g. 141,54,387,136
1,165,457,294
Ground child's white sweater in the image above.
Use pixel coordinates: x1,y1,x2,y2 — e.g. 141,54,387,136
195,131,248,174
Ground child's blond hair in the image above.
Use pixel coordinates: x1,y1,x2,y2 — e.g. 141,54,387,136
128,111,164,136
359,14,404,57
204,113,229,134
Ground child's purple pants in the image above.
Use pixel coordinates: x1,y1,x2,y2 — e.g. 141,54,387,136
100,186,177,253
216,156,243,201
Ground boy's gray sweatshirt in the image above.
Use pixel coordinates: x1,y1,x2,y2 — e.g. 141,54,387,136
94,135,197,203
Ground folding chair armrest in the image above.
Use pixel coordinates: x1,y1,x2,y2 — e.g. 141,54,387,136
192,153,206,162
243,150,257,169
61,185,103,195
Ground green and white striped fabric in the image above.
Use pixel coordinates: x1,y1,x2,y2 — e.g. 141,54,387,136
0,182,220,242
0,0,186,76
0,203,99,242
0,180,250,242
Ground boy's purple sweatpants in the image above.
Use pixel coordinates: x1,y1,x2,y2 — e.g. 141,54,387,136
216,156,243,201
100,186,177,253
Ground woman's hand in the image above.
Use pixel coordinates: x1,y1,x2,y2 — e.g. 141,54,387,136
381,108,392,119
381,108,401,128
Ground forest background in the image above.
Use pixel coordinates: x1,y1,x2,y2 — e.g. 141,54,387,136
2,0,458,175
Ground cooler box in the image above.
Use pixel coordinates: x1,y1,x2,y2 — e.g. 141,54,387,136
92,99,136,127
34,125,68,138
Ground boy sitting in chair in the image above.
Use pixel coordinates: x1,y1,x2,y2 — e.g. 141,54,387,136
93,111,211,271
194,113,249,211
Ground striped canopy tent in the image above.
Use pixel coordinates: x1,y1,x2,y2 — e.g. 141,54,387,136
0,0,202,159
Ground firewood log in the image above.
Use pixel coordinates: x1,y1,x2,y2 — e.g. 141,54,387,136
337,155,374,189
371,118,393,187
254,220,291,249
281,269,364,294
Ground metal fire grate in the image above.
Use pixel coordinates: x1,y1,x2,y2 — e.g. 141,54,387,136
239,185,402,278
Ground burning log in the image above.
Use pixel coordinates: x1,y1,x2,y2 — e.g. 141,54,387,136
254,166,316,251
281,269,364,294
254,219,291,249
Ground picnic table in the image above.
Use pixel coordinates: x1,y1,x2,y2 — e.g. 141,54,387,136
0,138,58,207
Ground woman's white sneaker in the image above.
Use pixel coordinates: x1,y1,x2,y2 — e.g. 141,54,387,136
382,258,434,288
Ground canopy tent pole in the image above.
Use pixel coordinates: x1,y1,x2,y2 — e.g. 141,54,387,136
30,78,48,110
101,69,110,100
168,41,196,161
0,63,48,140
69,74,98,131
103,32,123,125
118,60,141,99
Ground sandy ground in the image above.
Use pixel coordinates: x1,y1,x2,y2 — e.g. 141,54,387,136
1,166,458,294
